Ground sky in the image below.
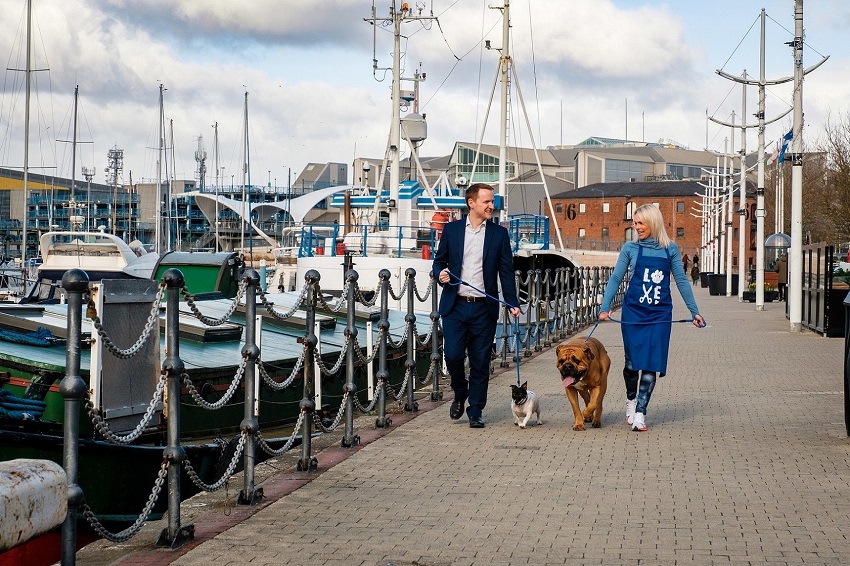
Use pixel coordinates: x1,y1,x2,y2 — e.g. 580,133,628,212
0,0,847,191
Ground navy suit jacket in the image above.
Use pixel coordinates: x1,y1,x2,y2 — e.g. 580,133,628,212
431,218,519,321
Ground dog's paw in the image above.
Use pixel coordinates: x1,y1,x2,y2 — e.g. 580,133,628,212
592,421,601,428
573,423,586,431
519,424,526,429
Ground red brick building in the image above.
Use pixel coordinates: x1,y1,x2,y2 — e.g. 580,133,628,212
550,180,756,271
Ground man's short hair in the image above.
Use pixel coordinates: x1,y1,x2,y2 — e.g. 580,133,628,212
465,183,494,208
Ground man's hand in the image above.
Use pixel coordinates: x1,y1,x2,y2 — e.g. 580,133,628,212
439,268,450,284
510,306,521,318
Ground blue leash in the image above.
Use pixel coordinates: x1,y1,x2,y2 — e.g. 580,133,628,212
444,270,523,386
586,315,707,341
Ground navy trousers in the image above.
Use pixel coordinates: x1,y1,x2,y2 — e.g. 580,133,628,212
441,300,496,420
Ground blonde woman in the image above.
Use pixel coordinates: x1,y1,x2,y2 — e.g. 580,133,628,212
599,204,705,431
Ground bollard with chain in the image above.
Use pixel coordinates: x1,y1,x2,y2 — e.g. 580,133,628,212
403,268,418,412
238,269,263,504
59,269,89,566
341,269,360,448
429,274,443,401
156,269,194,549
542,268,553,347
297,270,319,472
534,269,543,351
375,269,391,428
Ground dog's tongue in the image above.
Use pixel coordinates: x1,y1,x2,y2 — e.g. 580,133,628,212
562,377,575,388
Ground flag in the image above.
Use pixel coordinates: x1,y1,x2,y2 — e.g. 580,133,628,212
766,142,780,166
777,129,793,163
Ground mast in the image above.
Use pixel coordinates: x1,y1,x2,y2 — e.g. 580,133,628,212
71,86,78,204
213,122,220,253
497,0,510,216
240,91,248,254
156,84,164,253
22,0,32,264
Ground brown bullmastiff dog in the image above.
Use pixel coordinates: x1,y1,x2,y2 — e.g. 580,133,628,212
555,337,611,431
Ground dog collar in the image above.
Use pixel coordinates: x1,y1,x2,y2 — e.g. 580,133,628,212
514,397,528,406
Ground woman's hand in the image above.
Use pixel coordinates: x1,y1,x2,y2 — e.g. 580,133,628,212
598,311,610,321
692,314,705,328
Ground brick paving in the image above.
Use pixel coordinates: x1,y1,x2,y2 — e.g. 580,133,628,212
75,288,850,566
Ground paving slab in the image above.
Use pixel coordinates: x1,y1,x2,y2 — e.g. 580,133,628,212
74,289,850,566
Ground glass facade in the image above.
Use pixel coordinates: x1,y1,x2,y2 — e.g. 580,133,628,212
667,163,712,180
455,146,514,184
605,159,653,183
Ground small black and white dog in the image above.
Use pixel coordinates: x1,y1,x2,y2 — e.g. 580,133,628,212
510,381,542,429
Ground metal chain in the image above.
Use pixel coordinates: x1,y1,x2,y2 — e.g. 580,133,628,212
413,277,433,302
182,279,248,326
183,432,247,492
85,372,166,444
256,410,306,456
387,325,407,348
391,368,411,400
387,277,408,301
311,391,349,432
315,281,350,312
312,334,350,376
82,460,169,543
354,283,379,307
351,381,382,413
351,326,385,365
182,360,246,410
414,323,433,346
258,283,308,320
415,357,438,386
86,284,166,359
258,351,305,391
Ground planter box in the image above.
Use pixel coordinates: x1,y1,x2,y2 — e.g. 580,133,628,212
742,290,779,303
708,274,739,296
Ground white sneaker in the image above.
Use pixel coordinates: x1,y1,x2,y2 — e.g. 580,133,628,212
631,412,647,432
625,399,637,425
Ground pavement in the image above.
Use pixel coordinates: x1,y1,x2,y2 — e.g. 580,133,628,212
73,287,850,566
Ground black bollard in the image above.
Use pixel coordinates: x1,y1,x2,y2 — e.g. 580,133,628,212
375,270,391,428
156,269,194,549
429,274,443,401
341,269,360,448
60,269,89,566
238,269,262,505
403,268,418,412
297,270,319,472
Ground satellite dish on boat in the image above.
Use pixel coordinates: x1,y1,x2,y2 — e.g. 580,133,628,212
455,176,468,188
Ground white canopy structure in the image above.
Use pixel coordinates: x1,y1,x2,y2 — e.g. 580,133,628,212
181,185,354,247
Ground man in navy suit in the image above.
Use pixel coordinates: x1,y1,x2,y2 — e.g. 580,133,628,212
432,183,520,428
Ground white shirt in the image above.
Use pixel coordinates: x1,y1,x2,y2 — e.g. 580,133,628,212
459,217,486,297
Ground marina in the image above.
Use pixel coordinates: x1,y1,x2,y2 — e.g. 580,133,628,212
0,0,844,564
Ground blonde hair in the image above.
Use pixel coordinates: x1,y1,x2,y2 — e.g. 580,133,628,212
633,204,671,248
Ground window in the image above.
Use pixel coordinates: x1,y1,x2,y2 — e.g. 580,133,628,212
602,202,610,213
625,227,634,241
579,203,586,214
677,201,685,213
578,228,586,239
555,203,563,214
601,227,609,239
677,227,685,238
624,201,635,220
